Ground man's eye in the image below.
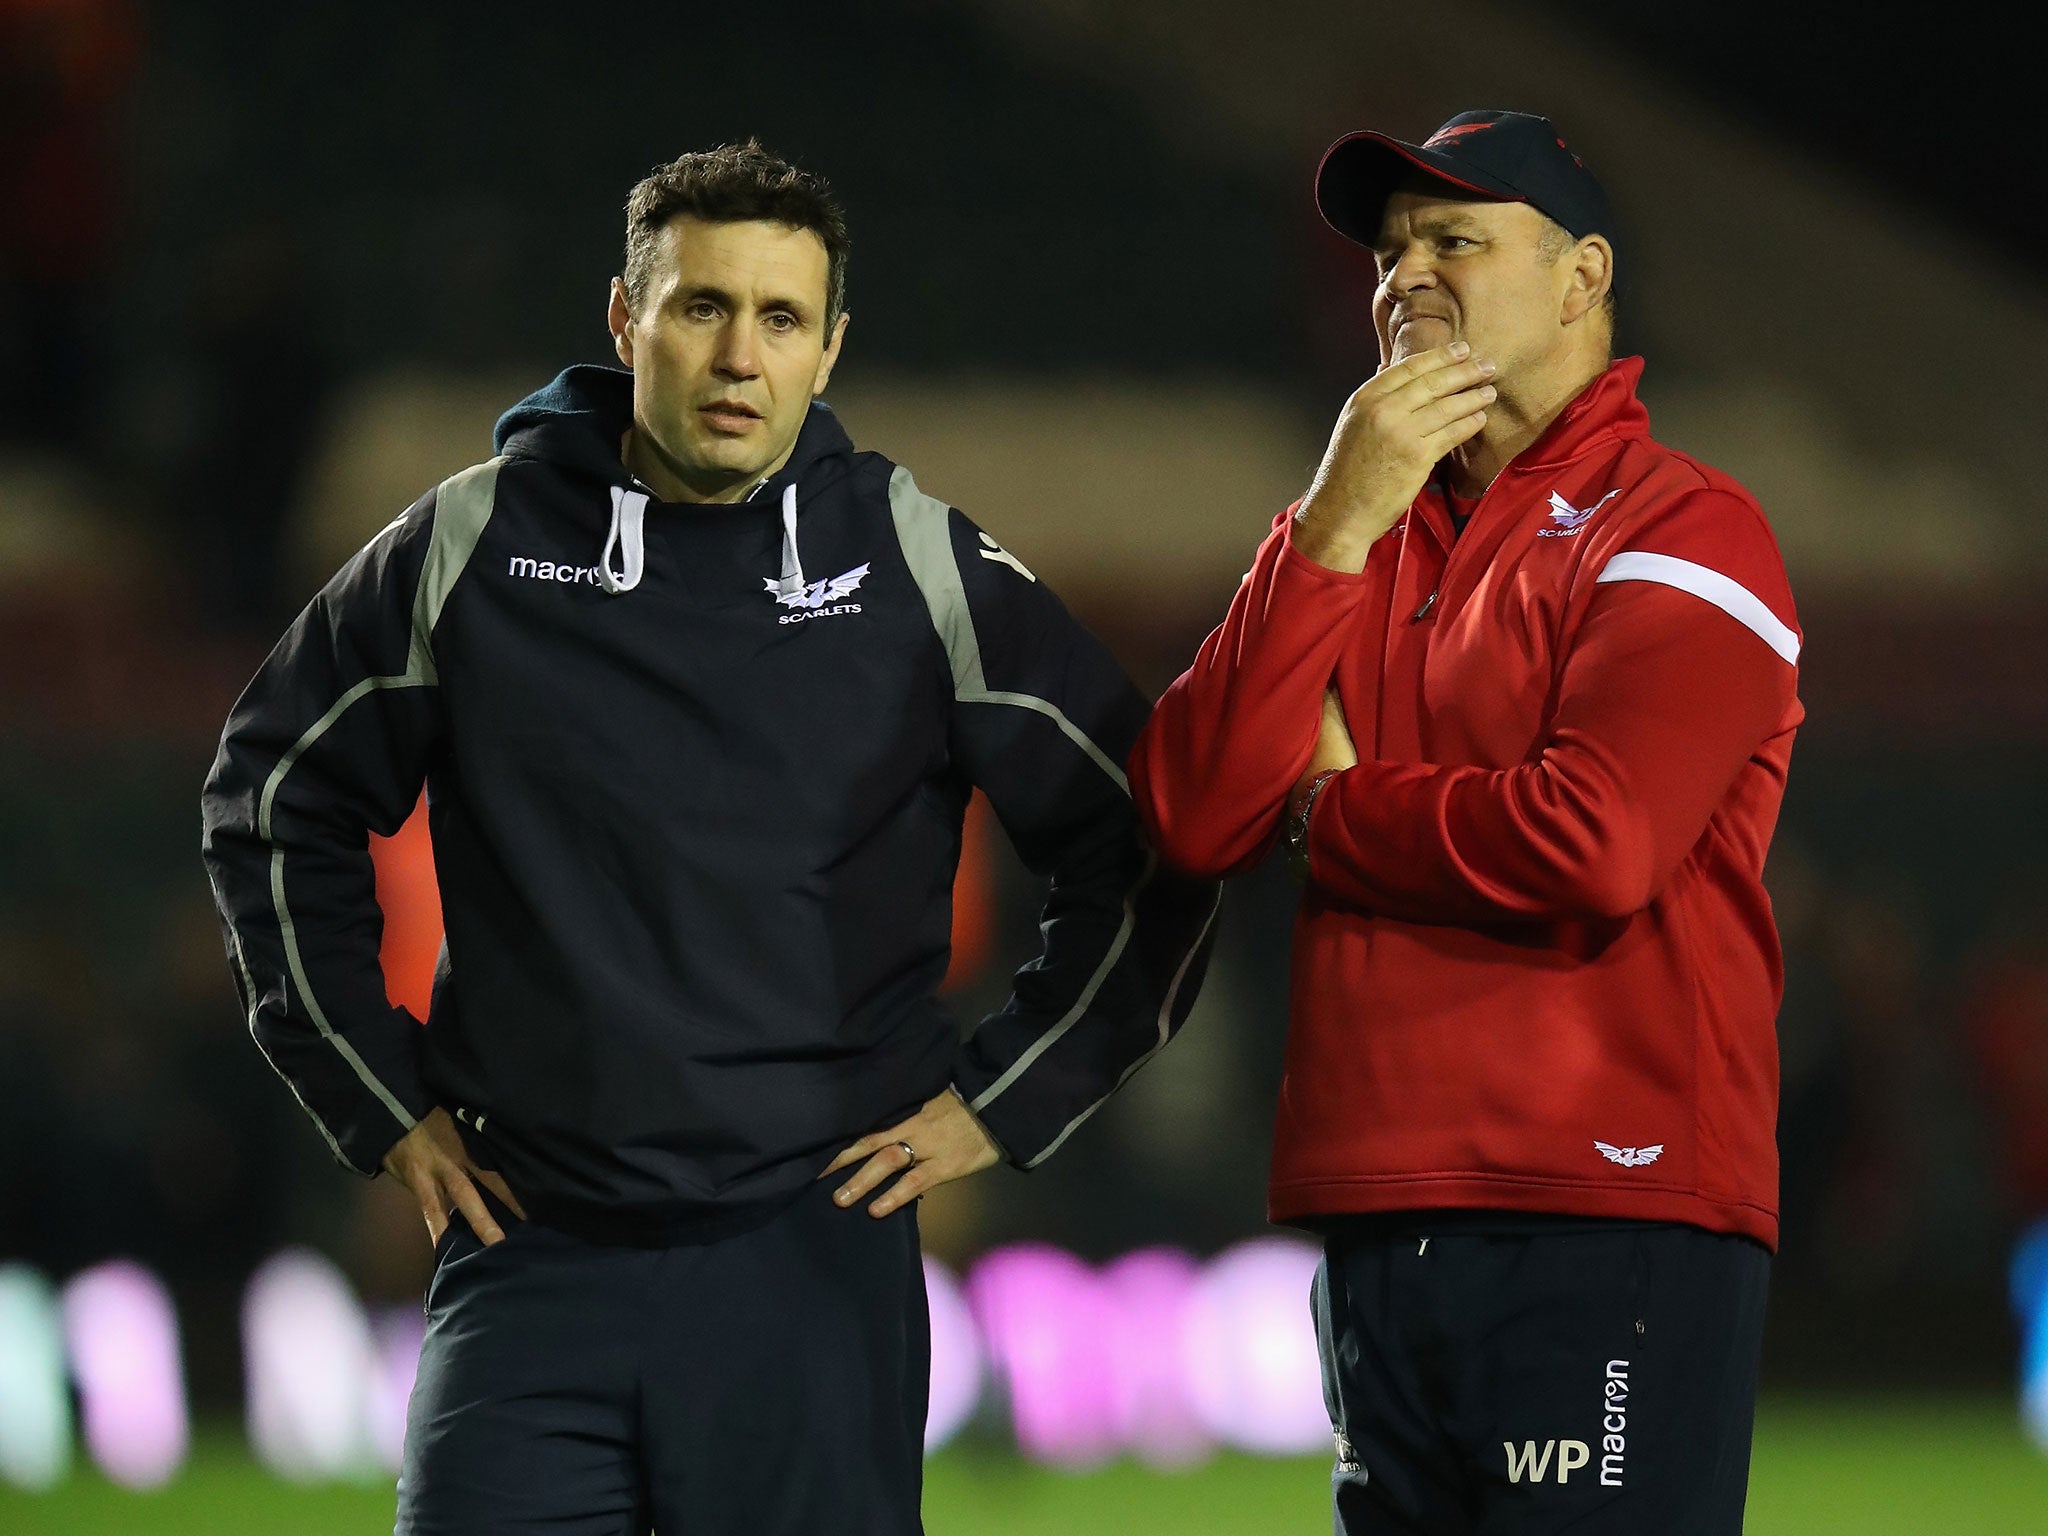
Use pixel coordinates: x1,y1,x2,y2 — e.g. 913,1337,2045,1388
686,301,719,320
1438,236,1473,251
765,313,795,332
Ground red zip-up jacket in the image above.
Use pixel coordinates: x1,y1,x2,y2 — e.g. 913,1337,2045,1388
1129,358,1801,1248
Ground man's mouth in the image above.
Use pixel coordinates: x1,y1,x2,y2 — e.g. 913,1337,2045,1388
699,400,763,431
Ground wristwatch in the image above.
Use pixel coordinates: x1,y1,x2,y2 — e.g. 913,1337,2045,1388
1286,769,1341,883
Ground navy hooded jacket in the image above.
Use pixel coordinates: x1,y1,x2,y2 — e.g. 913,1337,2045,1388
201,365,1220,1243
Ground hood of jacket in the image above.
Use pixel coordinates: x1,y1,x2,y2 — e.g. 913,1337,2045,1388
491,363,858,500
489,364,860,597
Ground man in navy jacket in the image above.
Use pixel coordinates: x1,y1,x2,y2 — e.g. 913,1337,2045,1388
202,140,1217,1535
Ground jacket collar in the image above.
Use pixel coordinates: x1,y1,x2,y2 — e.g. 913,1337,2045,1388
1506,354,1650,475
1409,356,1649,554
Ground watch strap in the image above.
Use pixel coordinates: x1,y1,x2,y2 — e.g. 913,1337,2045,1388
1288,768,1341,882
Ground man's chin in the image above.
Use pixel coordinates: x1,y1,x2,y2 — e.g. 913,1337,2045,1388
628,425,772,500
673,429,776,483
691,442,767,477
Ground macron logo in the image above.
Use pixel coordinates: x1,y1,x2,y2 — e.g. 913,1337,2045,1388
1601,1359,1631,1486
508,556,601,585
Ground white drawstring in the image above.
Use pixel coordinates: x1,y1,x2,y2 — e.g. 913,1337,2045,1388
765,484,807,604
598,485,648,594
602,480,794,599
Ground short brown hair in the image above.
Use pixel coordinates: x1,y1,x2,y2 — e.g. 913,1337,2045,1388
622,140,850,325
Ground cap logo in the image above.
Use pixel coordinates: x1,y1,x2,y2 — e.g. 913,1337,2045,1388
1424,122,1493,148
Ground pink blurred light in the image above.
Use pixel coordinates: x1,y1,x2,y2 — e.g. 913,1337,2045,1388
59,1260,189,1489
966,1244,1119,1469
1100,1247,1214,1469
201,1232,1345,1477
1180,1237,1328,1455
921,1257,982,1451
242,1249,377,1480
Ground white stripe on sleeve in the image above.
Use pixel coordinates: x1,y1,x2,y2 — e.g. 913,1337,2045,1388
1594,551,1800,664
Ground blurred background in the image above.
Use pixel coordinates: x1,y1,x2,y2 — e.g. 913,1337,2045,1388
4,0,2047,1529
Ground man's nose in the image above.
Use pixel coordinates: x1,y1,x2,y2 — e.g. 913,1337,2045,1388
1382,248,1436,298
713,321,760,380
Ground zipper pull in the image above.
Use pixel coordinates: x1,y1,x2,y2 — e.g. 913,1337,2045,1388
1411,589,1439,622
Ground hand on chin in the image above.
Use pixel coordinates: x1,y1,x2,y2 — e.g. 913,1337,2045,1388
1385,316,1455,366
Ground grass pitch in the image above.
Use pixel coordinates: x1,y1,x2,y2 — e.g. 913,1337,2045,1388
0,1396,2042,1533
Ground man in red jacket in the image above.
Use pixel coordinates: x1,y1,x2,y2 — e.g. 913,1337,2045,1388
1130,110,1801,1534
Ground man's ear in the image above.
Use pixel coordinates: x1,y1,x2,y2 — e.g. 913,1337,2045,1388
608,278,635,367
811,311,850,397
1561,236,1614,327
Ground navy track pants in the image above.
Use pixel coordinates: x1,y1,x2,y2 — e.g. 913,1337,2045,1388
1312,1216,1770,1536
396,1179,928,1535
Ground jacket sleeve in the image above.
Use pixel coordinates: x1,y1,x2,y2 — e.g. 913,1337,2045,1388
1307,489,1802,923
889,470,1221,1168
1127,507,1376,878
200,483,459,1176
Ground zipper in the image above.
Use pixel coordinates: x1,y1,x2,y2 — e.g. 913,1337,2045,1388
1405,497,1449,625
1408,469,1514,625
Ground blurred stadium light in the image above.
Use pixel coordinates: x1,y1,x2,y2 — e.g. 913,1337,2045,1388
242,1249,382,1481
0,1266,71,1491
2014,1220,2048,1451
923,1255,985,1452
1179,1238,1329,1458
968,1243,1129,1468
58,1262,187,1490
0,1237,1332,1489
1102,1247,1214,1468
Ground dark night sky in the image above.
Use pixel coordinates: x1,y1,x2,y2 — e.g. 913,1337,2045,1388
1525,3,2042,277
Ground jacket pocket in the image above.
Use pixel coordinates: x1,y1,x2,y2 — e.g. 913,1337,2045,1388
423,1212,473,1320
